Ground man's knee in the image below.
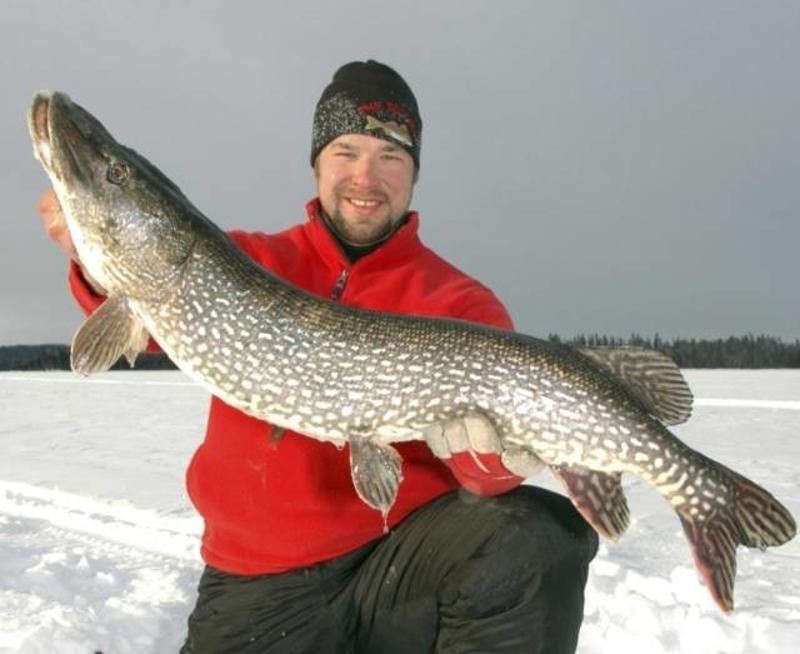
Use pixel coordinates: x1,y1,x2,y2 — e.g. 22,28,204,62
518,485,597,552
468,485,598,564
441,485,597,610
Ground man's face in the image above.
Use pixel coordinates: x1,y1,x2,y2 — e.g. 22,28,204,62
314,133,416,246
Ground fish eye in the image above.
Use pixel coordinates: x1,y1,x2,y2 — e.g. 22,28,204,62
107,161,130,185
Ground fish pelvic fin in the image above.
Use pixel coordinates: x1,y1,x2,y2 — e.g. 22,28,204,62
551,465,630,541
349,431,403,518
577,346,693,425
70,296,149,375
678,470,796,613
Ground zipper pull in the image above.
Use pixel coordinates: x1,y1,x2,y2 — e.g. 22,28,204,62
331,269,349,301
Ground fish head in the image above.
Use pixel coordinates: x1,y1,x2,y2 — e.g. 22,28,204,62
29,91,196,298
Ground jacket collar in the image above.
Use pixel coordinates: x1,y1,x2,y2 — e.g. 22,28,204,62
303,198,423,272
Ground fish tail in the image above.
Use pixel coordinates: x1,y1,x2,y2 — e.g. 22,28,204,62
678,468,796,613
730,468,796,548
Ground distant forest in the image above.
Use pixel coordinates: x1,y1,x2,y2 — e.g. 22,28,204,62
0,344,177,371
1,334,799,370
546,333,800,368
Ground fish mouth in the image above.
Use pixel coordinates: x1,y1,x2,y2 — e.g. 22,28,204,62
32,94,51,144
28,91,94,187
29,92,54,169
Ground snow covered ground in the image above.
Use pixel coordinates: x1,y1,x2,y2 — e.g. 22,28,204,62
1,370,798,653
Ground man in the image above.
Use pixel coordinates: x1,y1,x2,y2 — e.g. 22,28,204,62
37,60,597,653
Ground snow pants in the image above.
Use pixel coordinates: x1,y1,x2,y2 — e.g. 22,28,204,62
180,485,598,653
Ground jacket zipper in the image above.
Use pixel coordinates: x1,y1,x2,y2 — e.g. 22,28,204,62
330,269,349,301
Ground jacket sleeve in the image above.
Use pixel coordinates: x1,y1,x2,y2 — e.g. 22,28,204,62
455,287,515,332
68,260,106,316
439,285,525,496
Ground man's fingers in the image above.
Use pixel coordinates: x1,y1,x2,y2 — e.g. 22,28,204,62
501,447,545,478
422,424,450,459
36,187,78,259
461,414,502,454
424,414,502,458
441,418,470,454
48,221,78,259
37,187,62,218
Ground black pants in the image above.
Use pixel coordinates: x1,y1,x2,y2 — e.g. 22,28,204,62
180,486,598,654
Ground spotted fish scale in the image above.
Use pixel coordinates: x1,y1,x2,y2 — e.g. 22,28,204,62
29,90,796,614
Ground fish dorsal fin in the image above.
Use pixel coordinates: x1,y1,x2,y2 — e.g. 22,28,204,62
71,296,149,375
577,346,693,425
551,465,630,541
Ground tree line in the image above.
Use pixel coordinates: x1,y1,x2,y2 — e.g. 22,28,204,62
0,344,177,371
1,334,799,370
547,333,800,368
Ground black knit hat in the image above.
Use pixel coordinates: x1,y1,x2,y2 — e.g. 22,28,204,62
311,60,422,168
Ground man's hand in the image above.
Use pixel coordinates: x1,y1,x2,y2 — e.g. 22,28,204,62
423,414,543,496
37,188,106,294
423,413,502,461
37,188,77,260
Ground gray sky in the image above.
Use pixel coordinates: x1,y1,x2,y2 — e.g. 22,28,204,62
2,0,798,344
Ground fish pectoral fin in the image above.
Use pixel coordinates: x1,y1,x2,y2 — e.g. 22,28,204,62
576,346,693,425
349,431,403,516
551,465,630,541
71,296,149,375
123,320,151,367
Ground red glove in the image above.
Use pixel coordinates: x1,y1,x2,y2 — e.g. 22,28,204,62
442,451,523,496
424,414,525,496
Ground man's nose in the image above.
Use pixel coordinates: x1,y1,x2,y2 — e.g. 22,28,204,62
350,157,378,186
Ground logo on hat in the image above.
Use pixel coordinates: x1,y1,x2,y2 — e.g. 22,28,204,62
363,115,413,147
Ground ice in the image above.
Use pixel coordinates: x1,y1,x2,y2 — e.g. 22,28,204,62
0,369,798,652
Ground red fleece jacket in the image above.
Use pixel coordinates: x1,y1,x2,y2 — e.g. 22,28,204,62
68,199,522,574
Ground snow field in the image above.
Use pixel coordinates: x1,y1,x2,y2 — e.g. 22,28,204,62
0,370,798,652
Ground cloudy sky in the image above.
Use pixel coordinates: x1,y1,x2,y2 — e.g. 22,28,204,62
2,0,798,344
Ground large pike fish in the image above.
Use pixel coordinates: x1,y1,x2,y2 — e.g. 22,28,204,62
29,91,795,613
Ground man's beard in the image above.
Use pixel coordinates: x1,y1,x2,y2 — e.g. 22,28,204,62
322,205,401,247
